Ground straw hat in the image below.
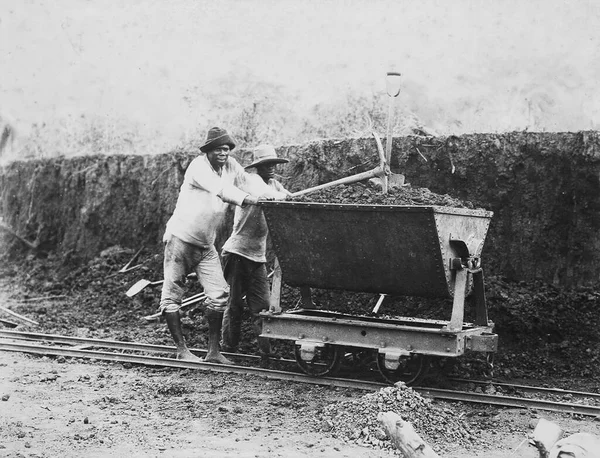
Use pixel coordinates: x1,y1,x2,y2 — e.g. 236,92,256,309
244,144,289,169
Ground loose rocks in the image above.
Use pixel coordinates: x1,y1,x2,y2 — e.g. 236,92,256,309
318,383,478,453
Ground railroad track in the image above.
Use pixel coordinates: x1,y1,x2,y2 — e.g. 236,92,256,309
447,377,600,404
1,329,600,418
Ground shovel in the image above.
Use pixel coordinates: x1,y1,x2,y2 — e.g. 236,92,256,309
382,71,402,193
126,279,163,297
126,272,198,297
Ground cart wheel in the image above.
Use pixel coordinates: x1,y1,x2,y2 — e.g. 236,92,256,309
294,344,344,377
377,353,429,385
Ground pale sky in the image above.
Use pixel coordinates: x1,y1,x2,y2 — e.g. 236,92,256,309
2,0,600,142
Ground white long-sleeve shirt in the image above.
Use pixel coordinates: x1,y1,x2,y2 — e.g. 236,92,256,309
165,155,285,248
222,177,289,263
164,155,249,247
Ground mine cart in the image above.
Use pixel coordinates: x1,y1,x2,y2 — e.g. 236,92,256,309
259,201,498,384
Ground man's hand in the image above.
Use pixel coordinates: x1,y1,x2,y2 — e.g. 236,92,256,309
259,194,275,201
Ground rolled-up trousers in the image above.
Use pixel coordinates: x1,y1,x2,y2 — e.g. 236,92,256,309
160,235,229,314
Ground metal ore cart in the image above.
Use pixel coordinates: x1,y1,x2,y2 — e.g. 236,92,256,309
259,201,498,384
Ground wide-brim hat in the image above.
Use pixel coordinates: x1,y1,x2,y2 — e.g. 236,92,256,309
245,144,289,169
200,127,237,153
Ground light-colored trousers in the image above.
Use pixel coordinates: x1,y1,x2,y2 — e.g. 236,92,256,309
160,235,229,313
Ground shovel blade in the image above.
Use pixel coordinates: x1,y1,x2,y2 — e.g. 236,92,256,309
126,279,152,297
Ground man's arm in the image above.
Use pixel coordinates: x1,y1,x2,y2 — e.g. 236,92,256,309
273,180,292,196
234,168,287,205
187,157,249,207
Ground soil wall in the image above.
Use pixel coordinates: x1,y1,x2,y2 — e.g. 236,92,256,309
1,131,599,288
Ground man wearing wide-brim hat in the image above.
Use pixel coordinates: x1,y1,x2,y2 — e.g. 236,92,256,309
159,128,285,364
221,144,290,358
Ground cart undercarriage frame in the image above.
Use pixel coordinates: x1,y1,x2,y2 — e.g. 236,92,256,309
259,201,498,384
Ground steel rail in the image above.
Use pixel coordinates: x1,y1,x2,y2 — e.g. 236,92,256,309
447,378,600,400
0,329,282,364
418,388,600,417
0,329,216,357
4,331,598,400
0,339,384,391
2,332,600,417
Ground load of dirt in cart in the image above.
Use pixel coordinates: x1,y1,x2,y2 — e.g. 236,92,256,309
279,180,485,322
291,181,481,208
318,382,481,454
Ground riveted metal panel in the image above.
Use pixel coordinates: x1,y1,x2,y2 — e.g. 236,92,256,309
432,207,493,296
260,202,492,298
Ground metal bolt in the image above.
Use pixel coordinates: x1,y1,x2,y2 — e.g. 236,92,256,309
380,342,386,348
298,334,305,339
322,336,328,342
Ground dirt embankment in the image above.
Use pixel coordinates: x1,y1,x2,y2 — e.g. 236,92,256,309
1,132,599,458
279,131,600,287
1,131,599,288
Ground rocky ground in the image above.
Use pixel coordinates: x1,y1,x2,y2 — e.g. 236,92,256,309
0,244,599,458
1,182,599,457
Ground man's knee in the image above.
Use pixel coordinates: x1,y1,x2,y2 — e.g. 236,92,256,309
160,300,181,314
206,295,228,314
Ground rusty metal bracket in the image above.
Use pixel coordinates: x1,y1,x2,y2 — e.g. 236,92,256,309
446,268,468,331
378,349,410,371
269,257,283,314
295,341,325,362
447,257,489,329
466,333,498,352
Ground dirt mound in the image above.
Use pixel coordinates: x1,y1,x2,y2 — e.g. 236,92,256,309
292,181,478,208
319,383,479,453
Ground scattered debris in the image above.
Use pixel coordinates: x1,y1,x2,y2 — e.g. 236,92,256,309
0,304,39,325
318,383,477,453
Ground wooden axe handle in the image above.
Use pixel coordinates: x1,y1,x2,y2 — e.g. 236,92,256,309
290,167,385,198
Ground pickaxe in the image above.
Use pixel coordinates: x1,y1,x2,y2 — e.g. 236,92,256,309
289,131,390,198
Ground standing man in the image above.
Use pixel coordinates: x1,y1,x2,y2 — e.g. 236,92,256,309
160,128,278,363
221,144,290,357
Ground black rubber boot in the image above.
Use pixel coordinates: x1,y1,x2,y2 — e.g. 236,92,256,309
252,315,271,355
164,310,201,361
221,303,241,354
203,309,233,365
252,314,274,368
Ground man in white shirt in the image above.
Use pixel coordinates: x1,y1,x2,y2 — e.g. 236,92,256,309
160,128,281,364
221,145,290,358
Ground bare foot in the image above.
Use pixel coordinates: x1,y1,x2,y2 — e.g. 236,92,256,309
202,352,233,365
176,349,202,362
